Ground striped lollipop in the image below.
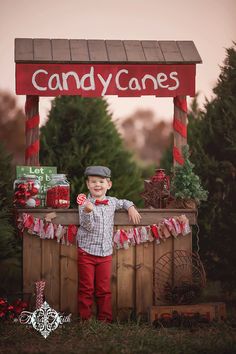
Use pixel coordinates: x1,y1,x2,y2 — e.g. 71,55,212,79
76,193,87,205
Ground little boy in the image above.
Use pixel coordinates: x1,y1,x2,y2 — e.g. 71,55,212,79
77,165,141,323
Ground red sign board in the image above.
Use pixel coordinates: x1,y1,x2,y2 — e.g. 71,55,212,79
16,63,196,97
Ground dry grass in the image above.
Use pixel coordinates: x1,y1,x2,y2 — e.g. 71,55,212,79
0,317,236,354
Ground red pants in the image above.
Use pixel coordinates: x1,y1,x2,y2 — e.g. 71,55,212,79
77,247,112,322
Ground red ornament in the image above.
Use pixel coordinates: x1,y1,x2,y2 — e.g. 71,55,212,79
31,186,39,196
14,177,41,208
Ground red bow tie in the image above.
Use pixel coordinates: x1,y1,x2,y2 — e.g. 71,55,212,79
95,199,109,206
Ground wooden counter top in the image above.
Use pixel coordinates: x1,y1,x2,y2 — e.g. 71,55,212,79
17,208,197,225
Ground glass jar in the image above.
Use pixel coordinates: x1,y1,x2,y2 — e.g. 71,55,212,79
46,174,70,208
151,168,170,192
13,175,41,208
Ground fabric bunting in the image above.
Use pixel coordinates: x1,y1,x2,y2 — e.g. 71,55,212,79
17,213,191,249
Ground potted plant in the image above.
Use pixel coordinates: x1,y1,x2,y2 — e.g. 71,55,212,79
169,145,208,208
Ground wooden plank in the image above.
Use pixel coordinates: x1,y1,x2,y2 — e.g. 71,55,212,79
159,41,183,62
15,38,202,64
135,242,154,320
15,38,33,62
173,232,192,254
60,244,78,314
141,41,165,62
33,39,52,61
106,40,127,62
17,209,197,226
41,239,60,310
149,302,226,323
111,240,118,319
51,39,71,61
153,237,173,305
123,40,146,62
23,233,42,298
87,40,108,62
117,241,135,321
177,41,202,63
70,39,90,62
173,232,193,287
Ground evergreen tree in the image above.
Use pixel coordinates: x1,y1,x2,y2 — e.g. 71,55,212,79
170,145,208,204
40,96,144,206
0,143,15,260
187,45,236,292
161,45,236,292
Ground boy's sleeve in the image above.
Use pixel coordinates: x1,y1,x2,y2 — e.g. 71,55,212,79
79,206,94,231
113,198,134,211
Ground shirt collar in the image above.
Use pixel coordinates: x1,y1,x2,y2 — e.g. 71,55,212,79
87,193,108,203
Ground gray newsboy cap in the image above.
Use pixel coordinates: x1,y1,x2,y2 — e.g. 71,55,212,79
84,166,111,178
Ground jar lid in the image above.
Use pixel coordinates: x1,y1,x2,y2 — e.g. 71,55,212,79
51,174,67,178
22,174,38,179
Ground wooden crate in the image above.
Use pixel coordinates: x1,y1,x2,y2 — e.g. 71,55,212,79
149,302,226,323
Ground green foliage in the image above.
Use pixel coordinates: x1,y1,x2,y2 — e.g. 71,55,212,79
187,44,236,292
39,96,144,206
170,145,208,204
159,134,173,174
0,143,22,296
162,44,236,291
0,143,15,260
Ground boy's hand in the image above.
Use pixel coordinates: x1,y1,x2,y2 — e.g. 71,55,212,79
83,201,94,213
128,206,141,224
77,193,93,213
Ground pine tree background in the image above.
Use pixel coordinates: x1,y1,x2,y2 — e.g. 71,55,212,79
161,44,236,293
39,96,144,207
0,143,22,295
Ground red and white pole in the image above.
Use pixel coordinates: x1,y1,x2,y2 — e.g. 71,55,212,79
25,95,40,166
173,95,187,166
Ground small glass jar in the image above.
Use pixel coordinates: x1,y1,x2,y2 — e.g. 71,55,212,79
151,168,170,192
46,174,70,208
13,175,41,208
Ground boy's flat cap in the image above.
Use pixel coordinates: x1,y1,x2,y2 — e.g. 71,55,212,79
84,166,111,178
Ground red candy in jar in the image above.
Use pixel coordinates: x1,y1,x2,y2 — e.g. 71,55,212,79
13,175,41,208
46,174,70,209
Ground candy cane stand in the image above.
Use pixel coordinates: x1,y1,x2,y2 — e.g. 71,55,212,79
15,38,201,319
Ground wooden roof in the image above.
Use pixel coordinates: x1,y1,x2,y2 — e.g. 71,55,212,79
15,38,202,64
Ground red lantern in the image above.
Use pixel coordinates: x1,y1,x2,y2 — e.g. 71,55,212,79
151,169,170,191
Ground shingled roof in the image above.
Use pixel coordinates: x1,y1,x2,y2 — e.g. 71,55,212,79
15,38,202,64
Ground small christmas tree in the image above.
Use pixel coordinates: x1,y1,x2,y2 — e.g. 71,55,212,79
170,145,208,206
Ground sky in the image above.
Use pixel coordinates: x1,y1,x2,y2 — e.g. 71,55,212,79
0,0,235,125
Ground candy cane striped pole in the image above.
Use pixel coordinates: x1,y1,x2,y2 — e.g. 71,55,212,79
25,95,40,166
35,280,46,309
173,95,187,166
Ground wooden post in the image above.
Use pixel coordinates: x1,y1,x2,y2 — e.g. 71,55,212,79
173,95,187,166
25,95,40,166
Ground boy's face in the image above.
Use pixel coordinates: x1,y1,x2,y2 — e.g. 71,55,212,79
86,176,112,200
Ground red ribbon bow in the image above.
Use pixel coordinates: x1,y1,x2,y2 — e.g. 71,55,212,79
95,199,109,206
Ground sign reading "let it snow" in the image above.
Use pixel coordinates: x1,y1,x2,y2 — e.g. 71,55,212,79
16,63,196,97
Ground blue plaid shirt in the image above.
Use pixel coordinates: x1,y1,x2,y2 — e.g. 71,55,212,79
77,196,134,256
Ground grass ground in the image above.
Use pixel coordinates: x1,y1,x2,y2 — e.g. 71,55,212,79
0,316,236,354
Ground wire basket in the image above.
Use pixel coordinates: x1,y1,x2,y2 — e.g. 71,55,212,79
154,250,206,305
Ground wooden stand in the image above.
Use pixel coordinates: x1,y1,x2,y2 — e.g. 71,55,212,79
18,208,196,319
